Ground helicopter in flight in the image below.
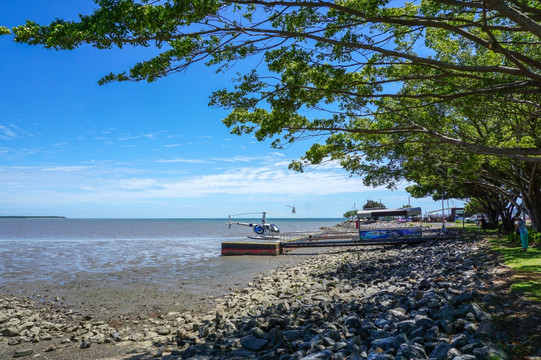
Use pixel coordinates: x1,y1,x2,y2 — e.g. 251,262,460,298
228,211,283,239
285,205,296,214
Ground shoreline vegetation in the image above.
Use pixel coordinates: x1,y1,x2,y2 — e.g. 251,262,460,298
1,221,540,359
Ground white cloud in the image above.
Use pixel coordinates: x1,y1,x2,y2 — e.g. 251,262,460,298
155,154,286,165
0,162,458,217
116,178,159,190
142,133,158,140
0,161,371,207
118,135,140,141
41,166,90,172
155,158,210,164
153,166,369,197
0,125,20,140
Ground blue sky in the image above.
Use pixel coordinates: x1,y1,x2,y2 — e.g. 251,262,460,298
0,1,463,218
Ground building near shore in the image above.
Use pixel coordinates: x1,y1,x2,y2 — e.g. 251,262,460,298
356,207,422,220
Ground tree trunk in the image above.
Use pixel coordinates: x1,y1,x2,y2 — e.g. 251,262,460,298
499,203,518,233
525,195,541,232
500,213,515,233
514,163,541,232
521,179,541,232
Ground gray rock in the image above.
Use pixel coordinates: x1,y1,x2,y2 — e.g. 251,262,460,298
371,334,407,352
12,348,33,358
447,347,461,358
449,333,469,348
476,320,494,339
415,315,437,329
44,344,57,352
469,304,491,322
367,352,394,360
344,314,363,329
396,342,427,359
455,292,474,303
464,322,477,334
230,348,256,358
428,342,452,360
481,294,498,306
435,308,458,322
157,326,171,335
398,319,417,332
181,344,214,359
300,349,333,359
424,326,440,342
250,326,269,340
240,334,269,351
8,338,21,346
268,327,286,346
130,332,144,342
460,340,484,354
269,316,285,328
472,344,508,360
283,330,304,342
2,326,20,337
453,318,467,332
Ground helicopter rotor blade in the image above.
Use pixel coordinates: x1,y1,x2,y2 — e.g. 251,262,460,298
228,211,302,221
264,212,302,219
229,212,265,217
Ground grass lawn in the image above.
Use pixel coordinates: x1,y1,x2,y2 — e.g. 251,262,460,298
489,235,541,302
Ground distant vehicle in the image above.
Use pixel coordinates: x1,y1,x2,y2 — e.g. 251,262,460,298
465,215,484,223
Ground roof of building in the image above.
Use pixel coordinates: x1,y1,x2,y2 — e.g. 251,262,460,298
356,207,422,218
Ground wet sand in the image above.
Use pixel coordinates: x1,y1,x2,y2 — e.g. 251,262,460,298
1,242,347,360
1,246,332,320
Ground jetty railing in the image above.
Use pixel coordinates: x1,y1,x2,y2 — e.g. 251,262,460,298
279,231,325,242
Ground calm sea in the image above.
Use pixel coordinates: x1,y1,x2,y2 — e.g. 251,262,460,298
0,218,340,284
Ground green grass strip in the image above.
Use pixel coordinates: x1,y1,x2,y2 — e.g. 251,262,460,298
489,235,541,302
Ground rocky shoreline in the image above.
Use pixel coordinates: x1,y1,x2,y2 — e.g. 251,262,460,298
1,227,540,359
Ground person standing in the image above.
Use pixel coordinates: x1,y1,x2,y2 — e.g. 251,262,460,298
516,218,529,252
480,216,487,233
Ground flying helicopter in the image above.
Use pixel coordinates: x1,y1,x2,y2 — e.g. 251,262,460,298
285,205,296,214
228,212,282,240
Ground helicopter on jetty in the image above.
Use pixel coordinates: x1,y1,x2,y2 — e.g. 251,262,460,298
228,212,284,240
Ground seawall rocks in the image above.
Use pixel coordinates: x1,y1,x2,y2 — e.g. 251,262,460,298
1,234,539,359
179,238,510,360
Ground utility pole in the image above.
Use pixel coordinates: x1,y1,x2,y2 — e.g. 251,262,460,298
441,192,446,233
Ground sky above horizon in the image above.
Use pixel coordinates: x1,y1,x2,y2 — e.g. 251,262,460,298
0,1,463,218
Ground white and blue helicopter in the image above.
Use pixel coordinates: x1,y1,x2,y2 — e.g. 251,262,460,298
228,208,297,239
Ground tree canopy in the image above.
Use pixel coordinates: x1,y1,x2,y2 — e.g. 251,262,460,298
363,199,386,210
3,0,541,228
343,209,358,219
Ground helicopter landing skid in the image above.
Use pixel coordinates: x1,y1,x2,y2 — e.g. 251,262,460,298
247,235,280,240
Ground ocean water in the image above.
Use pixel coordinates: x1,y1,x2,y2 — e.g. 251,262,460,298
0,218,340,285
